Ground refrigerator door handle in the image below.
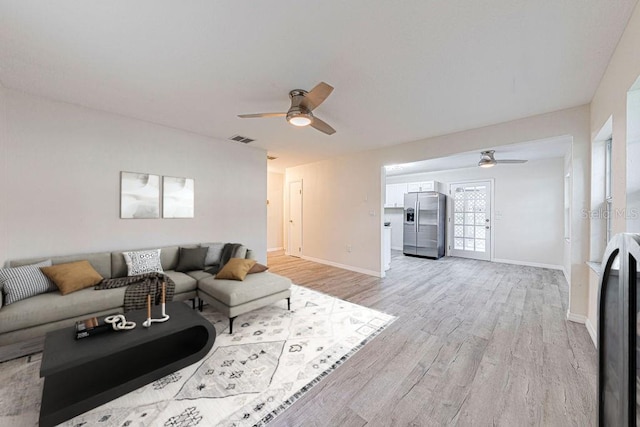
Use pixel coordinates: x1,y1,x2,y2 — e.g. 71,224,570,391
415,201,420,232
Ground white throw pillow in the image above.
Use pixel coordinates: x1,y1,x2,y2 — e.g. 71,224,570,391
122,249,163,276
0,260,57,305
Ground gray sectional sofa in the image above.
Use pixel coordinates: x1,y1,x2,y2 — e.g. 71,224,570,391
0,243,291,359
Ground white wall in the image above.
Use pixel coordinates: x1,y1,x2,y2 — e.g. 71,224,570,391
267,171,284,250
0,86,8,265
0,89,268,265
385,157,565,268
286,105,591,316
627,87,640,232
587,2,640,342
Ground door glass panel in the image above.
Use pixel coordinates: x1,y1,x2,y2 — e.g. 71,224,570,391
476,226,486,239
454,238,463,250
455,213,464,224
465,238,474,250
465,199,475,212
454,225,463,237
475,213,485,225
464,225,474,238
465,213,474,224
476,239,486,252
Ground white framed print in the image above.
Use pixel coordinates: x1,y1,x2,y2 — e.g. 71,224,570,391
120,172,160,219
163,176,194,218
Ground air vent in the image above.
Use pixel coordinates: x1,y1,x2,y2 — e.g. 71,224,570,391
229,134,255,144
267,156,277,161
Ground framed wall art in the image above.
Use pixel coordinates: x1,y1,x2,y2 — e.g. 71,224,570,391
163,176,194,218
120,172,160,219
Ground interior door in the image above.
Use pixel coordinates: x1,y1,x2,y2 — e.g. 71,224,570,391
288,181,302,257
449,181,491,261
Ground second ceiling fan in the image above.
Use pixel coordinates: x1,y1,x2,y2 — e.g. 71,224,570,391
238,82,336,135
478,150,527,168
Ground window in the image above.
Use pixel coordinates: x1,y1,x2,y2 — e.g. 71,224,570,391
605,138,613,243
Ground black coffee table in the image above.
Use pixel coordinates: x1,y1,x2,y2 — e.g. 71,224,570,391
39,301,216,427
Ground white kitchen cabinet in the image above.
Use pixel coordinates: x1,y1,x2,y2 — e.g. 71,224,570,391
384,183,407,208
407,180,445,193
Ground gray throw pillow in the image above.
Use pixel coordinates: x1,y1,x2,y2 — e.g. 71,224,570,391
0,259,57,305
176,247,208,272
202,242,225,266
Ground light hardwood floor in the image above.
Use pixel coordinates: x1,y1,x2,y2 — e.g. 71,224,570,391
267,250,597,427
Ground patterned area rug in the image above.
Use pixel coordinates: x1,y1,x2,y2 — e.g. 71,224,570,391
0,285,395,426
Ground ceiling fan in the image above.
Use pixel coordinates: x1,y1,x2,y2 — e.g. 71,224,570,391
478,150,527,168
238,82,336,135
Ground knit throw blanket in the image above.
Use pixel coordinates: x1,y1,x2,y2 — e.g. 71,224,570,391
95,272,176,312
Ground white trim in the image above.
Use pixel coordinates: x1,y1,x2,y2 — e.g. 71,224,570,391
301,255,383,278
562,267,570,284
566,310,587,324
585,317,597,348
267,247,284,252
492,258,564,271
391,245,403,251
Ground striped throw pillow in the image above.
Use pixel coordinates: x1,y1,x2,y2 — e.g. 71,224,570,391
0,260,57,305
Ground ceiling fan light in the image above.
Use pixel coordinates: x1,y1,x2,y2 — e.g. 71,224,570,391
288,115,312,127
478,160,495,168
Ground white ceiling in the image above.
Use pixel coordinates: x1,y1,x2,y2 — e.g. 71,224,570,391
384,136,572,176
0,1,636,171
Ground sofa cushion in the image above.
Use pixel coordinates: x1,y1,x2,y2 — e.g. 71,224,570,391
122,249,164,276
175,247,208,272
201,242,225,266
0,260,57,305
215,258,256,281
0,286,126,335
186,270,214,281
162,271,197,294
198,272,291,306
40,261,104,295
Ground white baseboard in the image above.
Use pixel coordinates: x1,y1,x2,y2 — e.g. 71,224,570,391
562,267,570,284
492,258,564,271
301,255,382,278
585,317,597,348
566,310,587,324
267,247,284,252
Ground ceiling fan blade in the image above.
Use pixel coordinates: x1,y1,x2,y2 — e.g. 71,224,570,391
301,82,334,111
238,112,287,119
310,116,336,135
495,159,527,164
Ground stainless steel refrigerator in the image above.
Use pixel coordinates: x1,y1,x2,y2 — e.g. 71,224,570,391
403,191,446,259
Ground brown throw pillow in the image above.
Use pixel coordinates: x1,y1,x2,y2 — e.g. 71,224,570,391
247,263,268,274
40,261,104,295
215,258,256,281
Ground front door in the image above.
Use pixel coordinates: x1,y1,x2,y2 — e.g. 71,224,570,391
288,181,303,257
449,181,492,261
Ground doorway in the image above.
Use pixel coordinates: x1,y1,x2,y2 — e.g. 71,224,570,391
288,181,303,257
449,180,492,261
